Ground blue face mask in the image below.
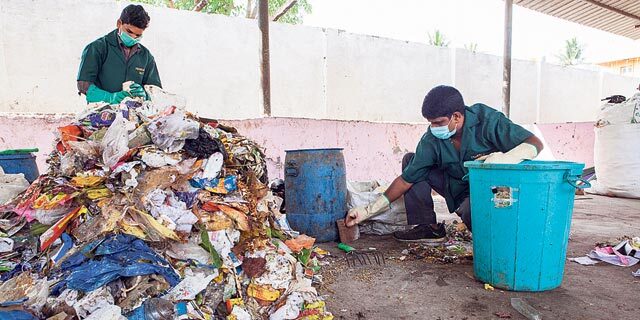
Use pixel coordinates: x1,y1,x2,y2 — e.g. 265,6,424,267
430,117,456,140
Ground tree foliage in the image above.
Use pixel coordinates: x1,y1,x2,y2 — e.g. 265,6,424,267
131,0,312,24
428,30,449,47
557,37,585,66
464,43,478,53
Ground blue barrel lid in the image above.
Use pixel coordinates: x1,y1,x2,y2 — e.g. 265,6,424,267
464,160,584,174
285,148,344,153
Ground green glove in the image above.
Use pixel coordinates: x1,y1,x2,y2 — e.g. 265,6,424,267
128,83,148,99
86,84,131,104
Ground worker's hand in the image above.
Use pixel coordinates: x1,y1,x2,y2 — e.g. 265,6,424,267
128,83,147,98
345,195,390,227
482,143,538,164
110,91,132,104
345,206,367,227
86,84,131,105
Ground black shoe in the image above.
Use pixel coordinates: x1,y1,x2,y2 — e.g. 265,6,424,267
393,223,447,244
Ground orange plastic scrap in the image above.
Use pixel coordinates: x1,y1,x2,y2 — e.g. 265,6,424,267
284,234,316,253
56,125,83,153
70,176,106,188
32,193,78,210
40,206,87,251
201,201,219,212
225,298,244,313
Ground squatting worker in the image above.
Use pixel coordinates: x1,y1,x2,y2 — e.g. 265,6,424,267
345,85,544,243
76,5,161,104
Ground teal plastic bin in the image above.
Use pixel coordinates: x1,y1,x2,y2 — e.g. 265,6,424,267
464,160,588,291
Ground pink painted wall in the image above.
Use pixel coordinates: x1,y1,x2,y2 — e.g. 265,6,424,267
537,122,595,168
0,115,595,181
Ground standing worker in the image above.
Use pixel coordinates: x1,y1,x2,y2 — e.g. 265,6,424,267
77,4,161,104
345,85,544,243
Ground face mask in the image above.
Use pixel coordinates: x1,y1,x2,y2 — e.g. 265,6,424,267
430,117,456,140
119,29,140,47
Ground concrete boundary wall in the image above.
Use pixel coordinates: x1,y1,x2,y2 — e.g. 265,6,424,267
0,115,595,182
0,0,638,124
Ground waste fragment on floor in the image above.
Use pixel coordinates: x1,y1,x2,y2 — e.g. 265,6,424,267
0,89,333,319
403,222,473,264
575,237,640,267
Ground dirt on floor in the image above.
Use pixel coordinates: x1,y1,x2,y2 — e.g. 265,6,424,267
316,195,640,320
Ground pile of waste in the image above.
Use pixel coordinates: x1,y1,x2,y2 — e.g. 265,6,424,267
570,236,640,276
404,222,473,264
0,88,333,320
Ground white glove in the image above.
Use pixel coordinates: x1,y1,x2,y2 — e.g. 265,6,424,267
481,143,538,164
345,195,390,227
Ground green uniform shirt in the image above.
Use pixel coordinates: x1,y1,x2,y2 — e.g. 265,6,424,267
77,29,161,93
401,103,533,212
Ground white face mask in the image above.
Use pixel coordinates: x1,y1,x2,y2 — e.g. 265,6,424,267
430,117,456,139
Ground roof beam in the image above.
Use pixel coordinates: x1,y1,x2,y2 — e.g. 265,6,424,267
580,0,640,22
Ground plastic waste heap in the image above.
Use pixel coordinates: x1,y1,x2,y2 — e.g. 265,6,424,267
0,87,333,320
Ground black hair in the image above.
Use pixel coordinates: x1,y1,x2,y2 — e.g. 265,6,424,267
421,85,465,119
120,5,150,29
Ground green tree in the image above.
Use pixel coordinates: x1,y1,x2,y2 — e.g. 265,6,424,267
557,37,585,66
464,42,478,53
131,0,312,24
428,30,450,47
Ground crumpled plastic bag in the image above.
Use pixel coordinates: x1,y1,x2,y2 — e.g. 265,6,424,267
269,292,303,320
56,234,180,292
147,111,199,153
101,112,133,169
144,189,198,233
145,85,187,111
0,171,30,204
164,269,217,301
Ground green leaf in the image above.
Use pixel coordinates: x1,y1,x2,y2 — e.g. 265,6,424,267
296,248,311,266
200,228,223,268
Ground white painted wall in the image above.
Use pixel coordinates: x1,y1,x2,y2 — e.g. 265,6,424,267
1,0,638,123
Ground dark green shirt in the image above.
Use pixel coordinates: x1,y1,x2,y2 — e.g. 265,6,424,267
77,29,161,93
401,103,533,212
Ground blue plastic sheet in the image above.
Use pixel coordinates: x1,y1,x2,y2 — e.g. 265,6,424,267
0,310,37,320
55,234,180,293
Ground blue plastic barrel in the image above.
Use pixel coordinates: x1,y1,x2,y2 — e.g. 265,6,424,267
464,160,588,291
284,148,347,243
0,153,39,183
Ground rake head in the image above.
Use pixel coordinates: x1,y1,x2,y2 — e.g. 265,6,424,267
345,251,385,267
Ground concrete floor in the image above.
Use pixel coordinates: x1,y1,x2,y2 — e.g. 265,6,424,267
317,195,640,320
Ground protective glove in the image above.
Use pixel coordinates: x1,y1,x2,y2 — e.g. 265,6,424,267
481,143,538,164
345,195,390,227
127,82,148,99
86,84,131,105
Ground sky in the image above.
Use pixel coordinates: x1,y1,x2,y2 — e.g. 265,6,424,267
302,0,640,64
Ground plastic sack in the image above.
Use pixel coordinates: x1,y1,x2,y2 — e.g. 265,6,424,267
0,172,30,204
347,180,408,235
101,112,132,169
587,93,640,199
147,111,199,153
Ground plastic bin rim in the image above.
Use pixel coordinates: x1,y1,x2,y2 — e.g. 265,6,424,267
285,148,344,153
0,153,37,160
464,160,585,171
